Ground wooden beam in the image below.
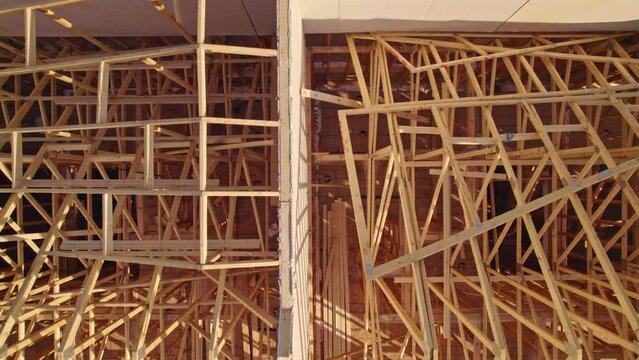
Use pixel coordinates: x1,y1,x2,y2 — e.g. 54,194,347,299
96,61,109,123
197,0,206,44
56,260,104,358
208,269,227,359
11,132,22,189
144,124,154,190
24,8,36,66
102,193,112,256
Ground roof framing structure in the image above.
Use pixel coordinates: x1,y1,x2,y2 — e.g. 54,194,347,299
1,0,639,359
0,0,283,359
306,32,639,359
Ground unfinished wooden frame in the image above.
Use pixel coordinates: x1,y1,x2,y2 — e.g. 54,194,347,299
308,32,639,359
0,0,281,358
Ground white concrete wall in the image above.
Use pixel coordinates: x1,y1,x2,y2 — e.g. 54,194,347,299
289,0,311,357
277,0,311,358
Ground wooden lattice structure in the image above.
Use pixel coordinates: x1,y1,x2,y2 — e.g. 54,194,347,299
307,32,639,359
2,1,639,359
0,1,281,359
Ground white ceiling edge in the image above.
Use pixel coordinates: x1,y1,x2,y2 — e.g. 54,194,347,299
301,0,639,33
303,19,639,34
509,0,639,24
0,0,636,37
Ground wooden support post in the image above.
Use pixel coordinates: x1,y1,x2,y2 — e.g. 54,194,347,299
11,132,22,189
197,0,206,44
197,47,207,117
443,159,451,340
199,117,208,264
96,61,109,123
102,193,112,256
24,8,36,66
144,124,154,190
199,195,208,264
199,120,207,191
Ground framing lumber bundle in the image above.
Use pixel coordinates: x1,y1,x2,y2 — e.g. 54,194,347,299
309,32,639,359
318,199,351,358
0,1,281,359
